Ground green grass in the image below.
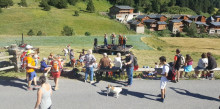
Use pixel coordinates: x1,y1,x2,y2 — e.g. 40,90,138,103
0,0,132,36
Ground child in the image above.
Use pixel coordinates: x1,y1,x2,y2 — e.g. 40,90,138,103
157,56,169,103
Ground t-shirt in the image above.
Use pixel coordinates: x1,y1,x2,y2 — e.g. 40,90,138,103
26,56,35,73
99,57,111,67
198,58,208,68
161,64,169,81
114,57,122,68
84,54,96,68
125,55,134,68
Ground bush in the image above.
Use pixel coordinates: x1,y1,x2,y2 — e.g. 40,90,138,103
74,11,79,16
56,0,67,9
61,26,74,36
68,0,77,6
85,32,91,36
48,0,58,6
39,0,51,11
18,0,28,7
27,29,34,36
0,0,13,8
37,31,43,36
86,0,95,13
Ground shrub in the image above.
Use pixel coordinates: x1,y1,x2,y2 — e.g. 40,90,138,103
27,29,34,36
68,0,77,6
48,0,58,6
43,3,51,11
18,0,28,7
74,10,79,16
37,31,43,36
39,0,51,11
85,32,91,36
86,0,95,13
61,26,74,36
56,0,67,9
0,0,13,8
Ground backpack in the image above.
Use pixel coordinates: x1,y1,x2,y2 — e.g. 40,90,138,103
177,54,185,66
133,56,138,66
52,60,60,73
166,63,176,81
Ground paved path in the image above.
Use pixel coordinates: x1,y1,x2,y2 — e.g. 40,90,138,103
0,78,219,109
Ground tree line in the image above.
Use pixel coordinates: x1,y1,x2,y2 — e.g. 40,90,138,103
107,0,220,14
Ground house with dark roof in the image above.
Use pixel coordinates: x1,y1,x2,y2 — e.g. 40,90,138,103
157,21,167,31
130,20,145,33
206,16,215,25
172,15,189,20
195,22,209,33
143,19,157,31
189,15,206,23
148,15,167,21
214,16,220,22
209,22,220,34
169,19,184,34
183,20,193,26
136,15,150,23
109,5,134,15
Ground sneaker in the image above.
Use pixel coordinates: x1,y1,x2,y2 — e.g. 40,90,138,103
90,81,94,84
27,87,33,91
157,98,164,103
54,87,59,91
84,80,87,83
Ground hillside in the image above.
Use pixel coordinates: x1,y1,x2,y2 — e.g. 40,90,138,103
0,0,133,36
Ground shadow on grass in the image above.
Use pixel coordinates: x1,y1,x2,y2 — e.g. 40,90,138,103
0,76,27,90
170,87,220,102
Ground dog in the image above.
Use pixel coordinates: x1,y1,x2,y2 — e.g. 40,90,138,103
107,85,122,98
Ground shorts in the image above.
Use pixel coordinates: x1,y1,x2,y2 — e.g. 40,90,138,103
160,77,168,89
28,71,37,81
194,66,204,71
52,72,61,78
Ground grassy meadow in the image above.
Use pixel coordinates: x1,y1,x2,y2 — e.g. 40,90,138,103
0,0,133,35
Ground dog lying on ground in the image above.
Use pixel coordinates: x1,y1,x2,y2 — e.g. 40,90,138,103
107,85,122,98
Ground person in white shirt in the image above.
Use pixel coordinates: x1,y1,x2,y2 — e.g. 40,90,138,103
194,53,208,78
63,48,68,57
112,53,122,77
157,56,169,103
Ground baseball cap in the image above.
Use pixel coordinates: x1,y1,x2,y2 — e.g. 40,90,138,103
26,45,33,49
26,50,35,55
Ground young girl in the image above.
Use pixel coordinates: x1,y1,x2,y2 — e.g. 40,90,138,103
182,54,193,78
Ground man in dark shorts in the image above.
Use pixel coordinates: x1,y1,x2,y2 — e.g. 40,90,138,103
173,49,183,82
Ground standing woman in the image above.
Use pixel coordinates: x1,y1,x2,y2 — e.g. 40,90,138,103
50,56,62,90
69,49,76,68
182,54,193,78
34,76,52,109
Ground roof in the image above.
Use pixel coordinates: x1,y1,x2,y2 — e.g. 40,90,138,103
215,16,220,18
184,20,192,23
207,16,215,21
170,19,182,23
190,15,202,19
136,15,148,19
172,15,182,19
195,22,209,26
148,15,166,19
143,19,156,23
210,22,220,26
131,20,142,25
157,21,167,25
127,19,136,23
114,5,134,9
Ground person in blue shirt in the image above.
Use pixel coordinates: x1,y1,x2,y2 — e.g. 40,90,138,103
40,58,51,76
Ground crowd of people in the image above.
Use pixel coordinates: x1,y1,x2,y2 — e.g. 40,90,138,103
19,43,218,107
103,33,127,49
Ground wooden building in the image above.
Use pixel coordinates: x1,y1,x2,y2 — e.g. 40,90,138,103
189,15,206,23
195,22,209,33
172,15,189,20
183,20,193,26
157,22,167,31
109,5,134,15
209,22,220,34
169,19,183,34
136,15,149,23
206,16,215,25
130,20,145,33
148,15,167,21
215,16,220,22
143,19,157,31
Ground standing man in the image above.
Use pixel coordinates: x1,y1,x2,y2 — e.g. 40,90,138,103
111,33,116,45
26,50,39,90
124,51,134,87
157,56,169,103
173,49,183,82
70,49,75,68
206,52,217,80
104,34,108,47
123,36,127,50
84,49,96,84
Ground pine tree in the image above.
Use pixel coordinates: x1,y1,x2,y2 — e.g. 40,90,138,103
152,0,160,13
56,0,68,9
0,0,13,8
86,0,95,13
187,22,198,37
169,0,176,6
19,0,28,7
68,0,78,6
48,0,58,6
